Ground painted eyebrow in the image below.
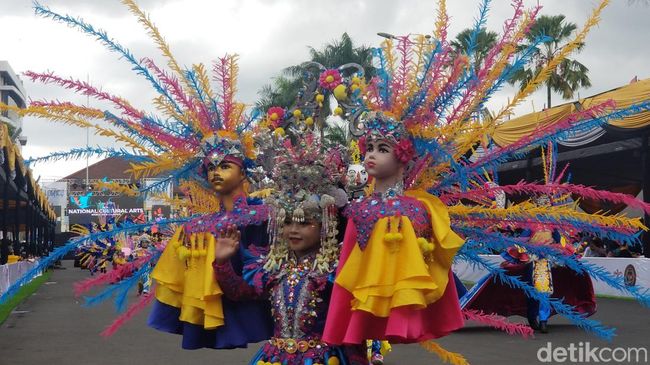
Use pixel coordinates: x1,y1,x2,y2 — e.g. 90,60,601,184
378,143,390,149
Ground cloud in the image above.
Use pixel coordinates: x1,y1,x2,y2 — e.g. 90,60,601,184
0,0,648,180
0,0,178,17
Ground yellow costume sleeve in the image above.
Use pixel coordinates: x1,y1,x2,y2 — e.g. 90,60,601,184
151,227,224,329
152,227,186,302
405,190,465,295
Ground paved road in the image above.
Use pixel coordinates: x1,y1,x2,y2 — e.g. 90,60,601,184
0,260,648,365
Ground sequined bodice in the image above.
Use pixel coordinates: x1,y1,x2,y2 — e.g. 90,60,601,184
269,257,331,339
345,194,432,249
183,196,269,235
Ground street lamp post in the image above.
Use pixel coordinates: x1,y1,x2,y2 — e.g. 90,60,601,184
377,32,432,43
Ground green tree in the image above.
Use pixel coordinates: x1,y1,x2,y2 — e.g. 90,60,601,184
323,123,350,149
451,27,498,70
256,33,375,111
509,15,591,108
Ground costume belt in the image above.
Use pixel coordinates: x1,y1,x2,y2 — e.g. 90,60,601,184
269,337,326,354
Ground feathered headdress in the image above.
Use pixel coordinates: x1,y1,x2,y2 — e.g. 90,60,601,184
304,0,650,197
0,1,260,201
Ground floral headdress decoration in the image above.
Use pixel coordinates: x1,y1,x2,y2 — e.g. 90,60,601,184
263,62,366,137
356,111,416,165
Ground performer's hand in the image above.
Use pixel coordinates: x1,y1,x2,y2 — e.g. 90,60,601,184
215,224,241,265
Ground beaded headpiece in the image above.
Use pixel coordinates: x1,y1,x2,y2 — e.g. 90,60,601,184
262,62,366,137
263,132,348,273
359,111,409,144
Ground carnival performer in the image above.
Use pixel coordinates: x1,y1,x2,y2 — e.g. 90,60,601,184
324,110,467,346
345,143,391,365
286,0,650,352
0,1,273,343
460,145,596,334
147,129,274,349
134,235,154,295
212,131,367,364
76,224,117,276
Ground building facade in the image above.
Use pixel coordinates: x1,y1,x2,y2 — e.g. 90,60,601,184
45,157,175,233
0,61,27,147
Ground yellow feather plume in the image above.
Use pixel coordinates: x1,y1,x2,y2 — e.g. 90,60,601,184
7,103,155,156
121,0,194,96
381,39,396,81
177,181,221,213
193,63,217,103
127,156,188,179
95,180,140,197
420,341,469,365
434,0,448,41
70,224,90,236
449,203,646,232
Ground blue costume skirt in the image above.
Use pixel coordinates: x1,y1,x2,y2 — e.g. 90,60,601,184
148,297,273,349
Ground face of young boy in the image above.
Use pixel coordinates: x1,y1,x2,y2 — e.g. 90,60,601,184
207,161,245,195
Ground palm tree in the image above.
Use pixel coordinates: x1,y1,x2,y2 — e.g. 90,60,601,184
256,76,304,113
256,33,375,111
509,15,591,108
451,28,498,70
323,123,350,149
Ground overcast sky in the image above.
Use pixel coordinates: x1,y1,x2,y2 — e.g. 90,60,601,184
1,0,648,181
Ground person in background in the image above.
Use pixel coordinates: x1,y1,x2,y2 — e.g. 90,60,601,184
6,246,21,264
0,238,10,265
583,237,607,257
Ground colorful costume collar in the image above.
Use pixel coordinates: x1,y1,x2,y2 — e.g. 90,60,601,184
183,195,269,235
346,193,431,250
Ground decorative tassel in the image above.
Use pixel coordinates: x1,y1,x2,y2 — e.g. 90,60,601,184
292,207,305,223
383,216,403,252
417,237,435,254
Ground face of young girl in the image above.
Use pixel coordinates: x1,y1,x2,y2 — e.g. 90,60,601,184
282,220,322,256
363,139,403,179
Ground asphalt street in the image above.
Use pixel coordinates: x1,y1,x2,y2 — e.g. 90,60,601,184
0,260,648,365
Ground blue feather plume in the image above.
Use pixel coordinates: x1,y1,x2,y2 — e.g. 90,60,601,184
33,1,183,116
0,218,189,305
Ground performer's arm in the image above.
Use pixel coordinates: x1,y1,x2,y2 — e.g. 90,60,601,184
213,223,266,300
213,260,264,300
